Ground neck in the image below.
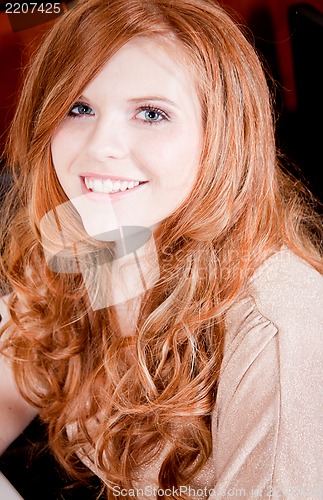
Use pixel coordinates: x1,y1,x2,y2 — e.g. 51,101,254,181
111,232,160,306
82,230,160,314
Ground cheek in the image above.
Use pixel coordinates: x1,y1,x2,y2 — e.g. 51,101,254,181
135,128,201,183
50,140,62,176
51,129,64,165
161,136,201,189
51,127,78,175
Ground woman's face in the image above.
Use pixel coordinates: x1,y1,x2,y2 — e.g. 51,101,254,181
51,37,203,236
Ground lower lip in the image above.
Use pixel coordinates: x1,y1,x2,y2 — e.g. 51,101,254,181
80,177,147,201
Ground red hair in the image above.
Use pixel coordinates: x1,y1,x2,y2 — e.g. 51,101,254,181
0,0,322,497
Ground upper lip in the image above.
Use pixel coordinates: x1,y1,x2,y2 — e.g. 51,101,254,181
80,172,147,183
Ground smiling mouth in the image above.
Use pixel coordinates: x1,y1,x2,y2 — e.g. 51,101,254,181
83,176,146,194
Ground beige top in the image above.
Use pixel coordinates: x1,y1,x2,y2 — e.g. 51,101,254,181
3,248,323,497
106,248,322,498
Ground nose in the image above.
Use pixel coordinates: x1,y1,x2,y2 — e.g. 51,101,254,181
86,115,129,162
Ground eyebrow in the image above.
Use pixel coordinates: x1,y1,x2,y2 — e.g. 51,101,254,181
78,94,180,109
78,95,91,103
128,96,179,108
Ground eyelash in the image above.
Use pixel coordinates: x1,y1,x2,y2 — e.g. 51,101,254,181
135,105,169,125
67,102,170,125
67,102,94,118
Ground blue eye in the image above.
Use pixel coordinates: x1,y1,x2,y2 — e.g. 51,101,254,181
144,110,162,121
136,106,168,124
68,103,95,117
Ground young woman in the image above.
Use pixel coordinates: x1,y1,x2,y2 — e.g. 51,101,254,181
0,0,322,497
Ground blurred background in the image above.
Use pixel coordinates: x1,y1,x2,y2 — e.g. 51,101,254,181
0,0,323,203
0,0,322,498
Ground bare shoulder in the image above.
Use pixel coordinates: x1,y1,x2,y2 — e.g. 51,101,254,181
0,293,38,456
0,294,11,326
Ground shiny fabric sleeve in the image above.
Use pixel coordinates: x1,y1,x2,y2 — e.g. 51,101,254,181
207,251,323,499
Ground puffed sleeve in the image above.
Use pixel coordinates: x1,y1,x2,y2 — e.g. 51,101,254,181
202,250,323,499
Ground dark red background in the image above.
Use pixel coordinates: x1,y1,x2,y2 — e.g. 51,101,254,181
1,0,323,200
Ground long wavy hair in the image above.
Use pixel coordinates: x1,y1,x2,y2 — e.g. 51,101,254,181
0,0,322,496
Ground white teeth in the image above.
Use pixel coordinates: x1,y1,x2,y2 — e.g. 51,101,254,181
93,179,103,193
84,177,140,194
103,179,113,192
112,181,121,192
84,177,92,190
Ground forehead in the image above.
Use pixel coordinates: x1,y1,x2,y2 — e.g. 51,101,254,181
82,37,200,108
